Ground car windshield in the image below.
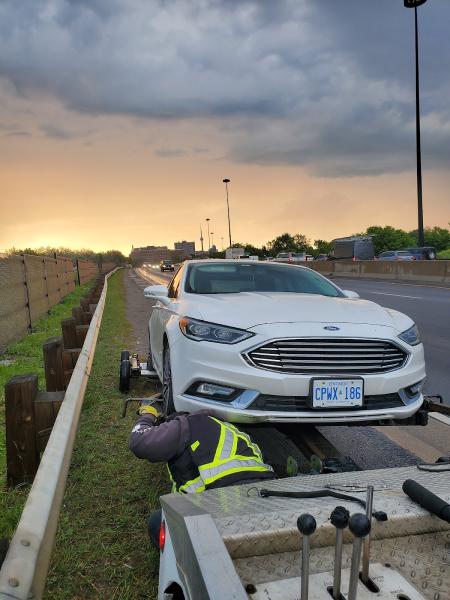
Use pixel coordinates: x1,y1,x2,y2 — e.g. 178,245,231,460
163,260,172,265
277,252,289,258
185,263,343,296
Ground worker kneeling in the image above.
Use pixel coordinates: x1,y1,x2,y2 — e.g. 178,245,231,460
129,399,275,547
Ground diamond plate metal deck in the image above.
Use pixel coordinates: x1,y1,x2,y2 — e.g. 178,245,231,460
235,533,450,600
177,466,450,559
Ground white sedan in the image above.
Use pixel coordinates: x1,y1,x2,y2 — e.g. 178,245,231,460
144,260,426,424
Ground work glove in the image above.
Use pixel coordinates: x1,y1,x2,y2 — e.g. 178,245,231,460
138,399,163,418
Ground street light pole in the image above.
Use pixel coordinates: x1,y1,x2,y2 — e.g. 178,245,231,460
223,178,232,248
211,232,214,250
404,0,427,247
206,218,211,253
221,236,224,251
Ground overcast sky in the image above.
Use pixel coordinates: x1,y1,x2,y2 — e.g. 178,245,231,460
1,0,449,253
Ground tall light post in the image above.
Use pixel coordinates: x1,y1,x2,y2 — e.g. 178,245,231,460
206,218,211,253
211,232,214,250
223,178,232,248
221,236,224,251
404,0,428,247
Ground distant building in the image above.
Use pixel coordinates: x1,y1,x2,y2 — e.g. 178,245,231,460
174,241,195,258
130,245,182,266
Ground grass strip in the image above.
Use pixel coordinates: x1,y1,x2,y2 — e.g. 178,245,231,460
46,270,167,599
0,281,92,538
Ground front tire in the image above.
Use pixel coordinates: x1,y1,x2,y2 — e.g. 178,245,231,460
162,347,175,416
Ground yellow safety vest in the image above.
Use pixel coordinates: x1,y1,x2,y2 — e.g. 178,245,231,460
167,415,273,494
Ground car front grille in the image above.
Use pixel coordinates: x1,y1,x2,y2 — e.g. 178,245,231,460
245,338,408,375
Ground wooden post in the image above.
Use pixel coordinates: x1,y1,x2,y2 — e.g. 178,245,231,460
61,317,78,349
34,391,64,453
43,337,65,391
72,305,90,326
5,374,39,486
80,297,90,312
76,324,89,348
62,348,81,385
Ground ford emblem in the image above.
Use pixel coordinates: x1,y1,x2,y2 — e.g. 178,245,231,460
324,325,340,331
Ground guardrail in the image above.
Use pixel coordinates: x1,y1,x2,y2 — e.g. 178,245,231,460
0,268,120,600
309,259,450,285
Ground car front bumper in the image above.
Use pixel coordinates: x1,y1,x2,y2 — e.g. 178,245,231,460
169,322,426,424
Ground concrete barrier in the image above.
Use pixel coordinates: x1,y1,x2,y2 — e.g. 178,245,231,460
333,261,361,277
308,259,450,286
359,260,398,280
395,260,447,284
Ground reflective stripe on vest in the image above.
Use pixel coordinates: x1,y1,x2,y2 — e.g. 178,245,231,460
167,465,205,494
198,417,273,487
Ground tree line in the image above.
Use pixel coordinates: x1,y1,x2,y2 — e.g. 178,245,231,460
218,225,450,258
4,246,128,266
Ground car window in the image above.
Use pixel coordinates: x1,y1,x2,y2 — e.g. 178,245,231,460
277,252,289,258
397,251,411,256
167,267,183,298
185,263,343,297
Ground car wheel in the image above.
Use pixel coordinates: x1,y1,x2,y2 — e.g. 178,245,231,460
427,250,436,260
162,347,175,416
119,359,131,393
120,350,130,362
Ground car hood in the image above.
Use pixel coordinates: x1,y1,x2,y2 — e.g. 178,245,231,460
182,292,412,332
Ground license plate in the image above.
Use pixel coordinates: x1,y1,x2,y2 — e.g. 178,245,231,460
311,379,363,408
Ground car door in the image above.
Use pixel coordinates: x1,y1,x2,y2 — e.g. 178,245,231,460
150,267,183,375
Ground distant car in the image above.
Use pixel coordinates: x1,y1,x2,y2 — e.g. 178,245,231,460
332,236,374,261
405,247,437,260
378,251,416,261
315,254,329,261
274,252,307,264
160,260,175,272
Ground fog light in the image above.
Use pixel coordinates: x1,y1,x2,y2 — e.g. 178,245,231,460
407,380,425,395
196,383,236,397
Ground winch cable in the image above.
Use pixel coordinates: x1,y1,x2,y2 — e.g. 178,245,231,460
257,488,388,522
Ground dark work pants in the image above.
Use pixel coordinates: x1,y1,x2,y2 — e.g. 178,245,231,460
148,508,163,549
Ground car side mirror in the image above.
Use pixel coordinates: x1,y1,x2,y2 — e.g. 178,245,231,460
143,285,168,299
342,290,360,299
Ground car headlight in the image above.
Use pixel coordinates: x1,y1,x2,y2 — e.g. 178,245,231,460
398,324,421,346
179,317,254,344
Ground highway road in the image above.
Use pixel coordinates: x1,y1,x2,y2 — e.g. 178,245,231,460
332,277,449,402
136,265,449,467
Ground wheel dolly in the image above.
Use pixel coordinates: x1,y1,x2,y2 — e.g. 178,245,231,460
119,349,159,393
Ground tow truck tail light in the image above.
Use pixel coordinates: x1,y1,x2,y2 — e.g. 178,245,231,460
159,520,166,551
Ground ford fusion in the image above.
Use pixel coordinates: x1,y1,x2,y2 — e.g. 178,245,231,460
144,260,425,424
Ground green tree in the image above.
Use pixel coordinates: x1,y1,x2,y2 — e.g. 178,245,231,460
408,226,450,252
365,226,415,255
314,239,333,256
267,233,311,256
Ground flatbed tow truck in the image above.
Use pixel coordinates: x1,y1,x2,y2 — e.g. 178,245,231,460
154,398,450,600
119,359,450,600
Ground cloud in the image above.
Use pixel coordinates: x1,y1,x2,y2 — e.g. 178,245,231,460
154,148,186,158
40,123,93,139
0,1,449,175
5,130,31,138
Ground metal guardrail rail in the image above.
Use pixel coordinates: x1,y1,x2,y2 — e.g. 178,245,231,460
0,268,120,600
